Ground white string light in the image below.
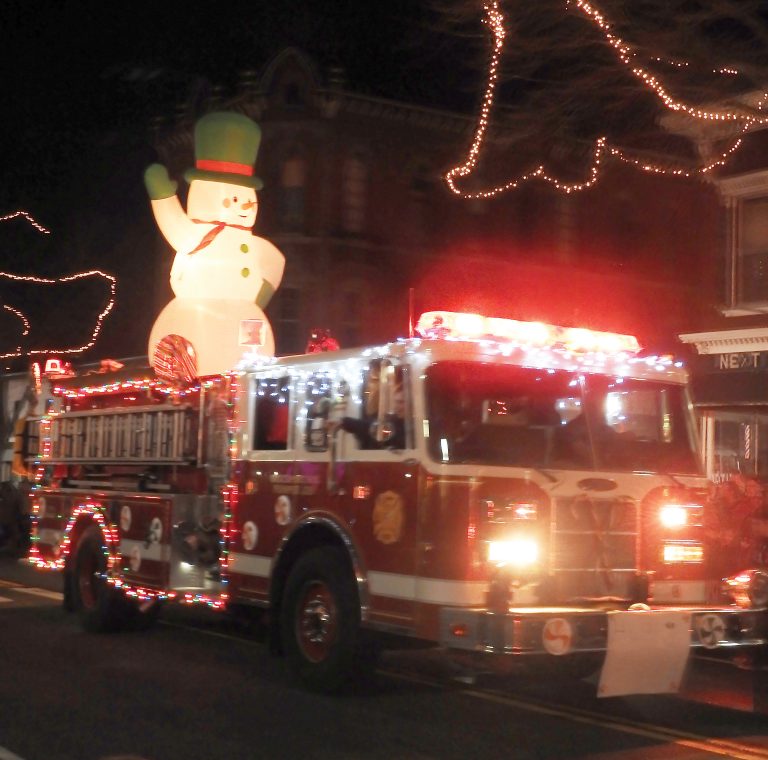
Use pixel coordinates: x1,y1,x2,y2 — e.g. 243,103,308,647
1,210,117,358
0,210,50,234
445,0,766,198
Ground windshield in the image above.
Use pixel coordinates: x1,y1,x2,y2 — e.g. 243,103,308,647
425,361,700,474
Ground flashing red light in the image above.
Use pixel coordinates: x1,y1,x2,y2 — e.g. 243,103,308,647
44,358,64,374
415,311,640,355
450,623,469,638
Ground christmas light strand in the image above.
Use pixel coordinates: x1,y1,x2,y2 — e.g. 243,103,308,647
1,211,118,357
650,57,739,77
573,0,768,124
445,1,767,197
0,269,117,359
0,210,50,234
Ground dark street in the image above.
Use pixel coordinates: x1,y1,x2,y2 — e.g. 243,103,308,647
2,556,767,760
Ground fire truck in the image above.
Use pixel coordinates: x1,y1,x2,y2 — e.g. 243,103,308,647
23,311,766,694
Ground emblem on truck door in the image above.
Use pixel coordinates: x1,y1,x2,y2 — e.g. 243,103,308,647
373,491,404,545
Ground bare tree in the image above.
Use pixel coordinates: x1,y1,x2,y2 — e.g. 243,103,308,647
427,0,768,191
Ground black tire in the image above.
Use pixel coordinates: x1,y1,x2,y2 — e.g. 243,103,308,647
280,546,376,693
72,526,126,632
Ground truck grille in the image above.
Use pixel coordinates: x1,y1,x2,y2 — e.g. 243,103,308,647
551,495,639,602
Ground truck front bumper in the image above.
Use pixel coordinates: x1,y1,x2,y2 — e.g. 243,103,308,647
439,605,768,656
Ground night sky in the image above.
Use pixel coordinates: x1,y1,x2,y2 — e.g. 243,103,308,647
3,1,767,366
0,1,459,366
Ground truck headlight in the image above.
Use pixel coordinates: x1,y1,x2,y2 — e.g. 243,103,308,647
659,503,703,528
488,538,539,568
659,505,687,528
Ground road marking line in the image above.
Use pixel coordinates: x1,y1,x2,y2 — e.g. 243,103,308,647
0,596,12,603
160,619,260,645
382,670,768,760
14,587,63,601
469,687,768,760
148,614,768,759
0,579,21,588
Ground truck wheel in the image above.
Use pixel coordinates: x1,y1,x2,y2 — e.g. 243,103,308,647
72,526,125,633
280,547,374,693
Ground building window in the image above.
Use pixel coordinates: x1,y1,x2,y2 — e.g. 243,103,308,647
279,156,305,230
720,170,768,311
342,155,367,234
700,410,768,482
737,197,768,304
273,286,301,355
340,290,361,347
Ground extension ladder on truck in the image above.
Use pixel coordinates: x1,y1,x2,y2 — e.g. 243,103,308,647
25,405,198,465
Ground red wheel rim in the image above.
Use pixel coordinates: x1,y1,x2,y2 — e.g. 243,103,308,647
296,580,338,663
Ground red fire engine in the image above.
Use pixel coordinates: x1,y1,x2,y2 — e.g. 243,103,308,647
24,311,766,694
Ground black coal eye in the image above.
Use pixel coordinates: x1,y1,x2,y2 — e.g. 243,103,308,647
233,196,238,203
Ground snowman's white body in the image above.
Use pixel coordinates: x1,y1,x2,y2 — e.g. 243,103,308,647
148,178,284,377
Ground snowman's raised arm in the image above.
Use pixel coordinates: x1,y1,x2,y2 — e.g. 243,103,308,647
144,164,202,253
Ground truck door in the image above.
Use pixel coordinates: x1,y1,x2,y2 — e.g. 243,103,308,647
333,359,420,633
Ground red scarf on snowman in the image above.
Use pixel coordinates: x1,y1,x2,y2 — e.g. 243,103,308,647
188,219,252,255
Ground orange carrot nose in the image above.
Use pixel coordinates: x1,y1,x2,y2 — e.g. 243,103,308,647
242,200,256,210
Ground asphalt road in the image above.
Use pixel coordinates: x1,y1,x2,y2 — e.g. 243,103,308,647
1,555,767,760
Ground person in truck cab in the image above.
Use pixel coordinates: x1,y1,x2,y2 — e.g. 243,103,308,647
328,366,406,450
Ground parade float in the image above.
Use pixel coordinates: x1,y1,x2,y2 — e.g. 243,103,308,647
21,112,766,696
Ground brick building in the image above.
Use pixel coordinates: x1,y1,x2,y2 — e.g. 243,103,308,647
147,48,720,357
677,125,768,482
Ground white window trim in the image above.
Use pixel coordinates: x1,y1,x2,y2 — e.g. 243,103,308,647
679,327,768,354
718,168,768,310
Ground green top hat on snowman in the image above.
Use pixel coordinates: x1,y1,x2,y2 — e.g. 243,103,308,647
184,111,263,190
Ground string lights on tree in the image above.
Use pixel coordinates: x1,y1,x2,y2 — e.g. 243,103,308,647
1,210,117,359
0,210,50,234
445,0,768,198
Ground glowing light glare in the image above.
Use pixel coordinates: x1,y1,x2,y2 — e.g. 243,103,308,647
415,310,640,356
454,312,486,337
488,537,539,567
487,317,552,346
512,503,538,520
662,542,704,564
659,504,688,528
445,1,768,198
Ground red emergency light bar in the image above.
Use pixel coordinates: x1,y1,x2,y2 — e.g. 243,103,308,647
415,311,641,355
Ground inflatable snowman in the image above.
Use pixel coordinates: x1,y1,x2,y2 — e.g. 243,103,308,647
144,111,284,380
